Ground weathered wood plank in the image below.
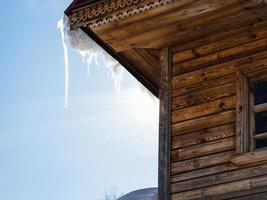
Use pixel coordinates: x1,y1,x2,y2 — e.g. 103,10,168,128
247,67,267,79
171,137,235,161
102,0,239,42
120,49,160,87
193,25,267,56
158,47,171,200
239,56,267,75
173,38,267,75
172,50,267,90
253,102,267,113
230,192,267,200
172,82,235,110
172,123,235,149
145,49,160,63
249,83,256,152
132,5,267,51
236,70,249,153
171,164,267,193
136,48,160,73
172,25,267,64
171,175,267,200
231,149,267,166
254,132,267,140
172,74,235,97
251,72,267,83
172,96,236,124
171,163,237,183
217,187,267,200
172,110,236,135
107,0,245,51
171,151,234,175
172,63,235,90
172,49,196,64
111,1,267,51
172,18,267,53
175,9,267,49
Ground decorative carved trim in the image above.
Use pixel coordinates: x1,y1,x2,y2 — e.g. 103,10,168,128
69,0,176,29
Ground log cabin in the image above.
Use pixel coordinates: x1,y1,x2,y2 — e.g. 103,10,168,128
64,0,267,199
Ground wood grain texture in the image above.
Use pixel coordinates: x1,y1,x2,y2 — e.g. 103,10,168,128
229,191,267,200
170,24,267,199
109,1,267,52
231,149,267,166
120,48,160,88
172,96,236,124
172,74,235,97
171,175,267,200
171,164,267,193
172,123,235,149
171,151,234,175
172,38,267,76
172,24,267,63
171,163,238,183
158,47,171,200
220,187,267,200
172,110,236,135
172,82,235,110
68,1,267,199
171,137,235,161
236,70,249,153
172,62,235,90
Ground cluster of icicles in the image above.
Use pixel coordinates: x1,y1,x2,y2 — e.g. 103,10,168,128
57,16,123,108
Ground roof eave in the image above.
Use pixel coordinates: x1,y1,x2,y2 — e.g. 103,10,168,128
64,0,160,98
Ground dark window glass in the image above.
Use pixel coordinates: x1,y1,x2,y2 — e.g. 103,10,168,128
256,139,267,149
255,111,267,134
255,81,267,105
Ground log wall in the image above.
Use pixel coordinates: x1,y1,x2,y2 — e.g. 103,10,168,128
170,19,267,200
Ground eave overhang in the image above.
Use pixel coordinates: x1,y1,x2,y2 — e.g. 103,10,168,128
65,0,267,98
65,0,162,97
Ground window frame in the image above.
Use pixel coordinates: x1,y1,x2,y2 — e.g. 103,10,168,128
236,70,267,153
250,82,267,149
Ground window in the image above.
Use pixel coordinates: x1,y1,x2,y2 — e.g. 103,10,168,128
236,71,267,153
251,81,267,150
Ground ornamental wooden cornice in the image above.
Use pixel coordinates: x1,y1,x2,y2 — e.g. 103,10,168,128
69,0,176,29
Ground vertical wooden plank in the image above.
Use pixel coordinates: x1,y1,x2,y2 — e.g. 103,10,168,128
249,82,255,151
159,47,171,200
236,70,249,153
243,72,249,153
236,70,242,153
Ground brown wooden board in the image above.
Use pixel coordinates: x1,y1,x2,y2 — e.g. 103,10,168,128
158,47,172,200
65,1,267,199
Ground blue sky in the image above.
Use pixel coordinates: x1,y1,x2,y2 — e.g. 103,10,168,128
0,1,159,199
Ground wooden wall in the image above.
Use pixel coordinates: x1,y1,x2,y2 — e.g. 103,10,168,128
170,18,267,200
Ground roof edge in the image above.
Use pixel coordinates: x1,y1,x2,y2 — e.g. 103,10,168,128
80,27,159,98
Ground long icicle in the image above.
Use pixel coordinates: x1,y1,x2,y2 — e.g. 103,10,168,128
57,18,69,108
57,16,125,108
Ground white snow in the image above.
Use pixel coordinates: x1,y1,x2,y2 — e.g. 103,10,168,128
57,16,124,107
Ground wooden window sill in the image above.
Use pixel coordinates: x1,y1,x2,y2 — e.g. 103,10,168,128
231,148,267,166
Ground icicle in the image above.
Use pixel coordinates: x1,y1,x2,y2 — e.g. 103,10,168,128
58,16,124,107
111,63,123,96
57,17,69,108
